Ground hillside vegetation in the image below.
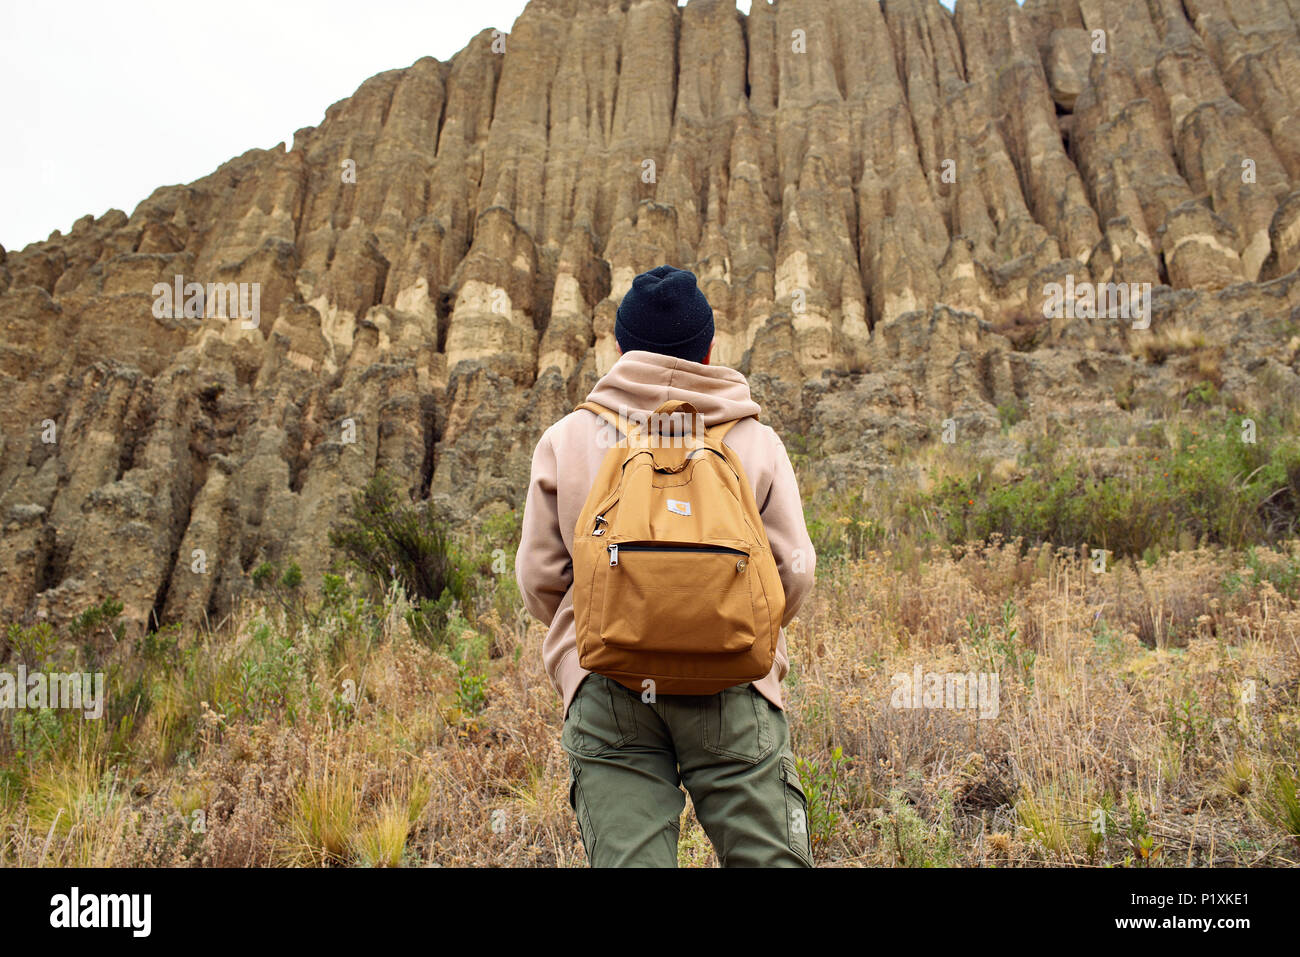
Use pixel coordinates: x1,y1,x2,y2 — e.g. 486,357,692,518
2,410,1299,867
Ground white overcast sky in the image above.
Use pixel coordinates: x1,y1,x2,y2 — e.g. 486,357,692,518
0,0,960,253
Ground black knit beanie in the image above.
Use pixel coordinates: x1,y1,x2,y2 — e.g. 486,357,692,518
614,265,714,363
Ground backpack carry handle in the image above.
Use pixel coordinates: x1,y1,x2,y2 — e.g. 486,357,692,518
652,399,700,418
649,401,750,444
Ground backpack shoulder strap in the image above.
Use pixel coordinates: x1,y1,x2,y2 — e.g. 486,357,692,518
575,400,631,437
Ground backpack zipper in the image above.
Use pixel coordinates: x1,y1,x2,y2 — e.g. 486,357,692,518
607,542,747,566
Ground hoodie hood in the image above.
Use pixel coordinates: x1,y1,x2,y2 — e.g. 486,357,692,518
584,350,761,426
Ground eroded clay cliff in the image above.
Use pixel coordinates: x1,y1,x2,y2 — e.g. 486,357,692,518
3,0,1300,631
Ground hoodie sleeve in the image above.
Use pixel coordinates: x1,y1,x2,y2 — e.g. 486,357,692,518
759,429,817,625
516,425,572,626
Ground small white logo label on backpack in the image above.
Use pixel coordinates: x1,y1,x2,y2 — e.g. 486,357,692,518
667,499,691,516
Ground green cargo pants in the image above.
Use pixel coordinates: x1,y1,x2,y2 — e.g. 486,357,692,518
561,673,813,867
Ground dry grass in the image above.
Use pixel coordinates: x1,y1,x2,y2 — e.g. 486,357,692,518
1,541,1298,867
785,541,1300,866
1130,325,1212,364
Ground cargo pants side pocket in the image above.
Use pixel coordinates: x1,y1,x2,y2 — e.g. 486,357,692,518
567,755,596,860
780,753,813,867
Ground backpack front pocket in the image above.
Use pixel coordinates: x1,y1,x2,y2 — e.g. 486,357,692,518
600,544,757,654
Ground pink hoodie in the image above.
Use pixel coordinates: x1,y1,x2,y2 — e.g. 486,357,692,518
516,350,817,717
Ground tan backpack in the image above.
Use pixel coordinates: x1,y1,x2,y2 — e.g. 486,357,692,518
571,398,786,695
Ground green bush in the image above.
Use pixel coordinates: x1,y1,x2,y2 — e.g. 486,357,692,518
404,592,459,651
233,621,303,723
796,746,847,848
251,559,306,622
329,473,458,603
879,789,956,867
798,411,1300,564
70,598,125,647
925,416,1300,556
4,621,57,669
1243,547,1300,598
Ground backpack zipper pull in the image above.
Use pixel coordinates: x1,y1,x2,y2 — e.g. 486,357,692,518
608,543,619,566
593,514,607,536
